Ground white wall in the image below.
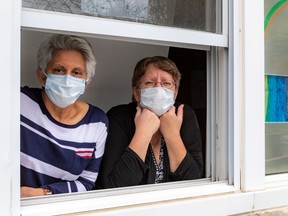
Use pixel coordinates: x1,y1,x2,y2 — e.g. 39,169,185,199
21,30,169,112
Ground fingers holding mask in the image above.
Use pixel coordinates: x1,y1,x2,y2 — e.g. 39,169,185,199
160,104,184,136
134,106,160,136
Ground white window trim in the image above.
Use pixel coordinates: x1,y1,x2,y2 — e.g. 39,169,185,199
206,46,230,182
19,2,234,215
240,0,265,191
20,183,288,216
1,1,21,216
21,180,236,216
229,0,241,188
266,173,288,185
10,0,288,215
21,8,227,50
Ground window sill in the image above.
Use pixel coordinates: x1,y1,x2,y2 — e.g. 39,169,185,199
21,179,235,216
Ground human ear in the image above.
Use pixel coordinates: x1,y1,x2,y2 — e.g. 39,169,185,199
36,68,46,86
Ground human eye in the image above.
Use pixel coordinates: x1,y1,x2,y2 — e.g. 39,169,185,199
51,66,65,74
143,81,155,87
72,70,82,77
162,81,174,88
72,68,86,78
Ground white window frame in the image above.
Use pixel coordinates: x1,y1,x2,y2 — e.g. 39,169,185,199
1,1,21,216
241,0,265,191
21,8,227,49
20,2,233,214
7,0,288,215
264,1,288,184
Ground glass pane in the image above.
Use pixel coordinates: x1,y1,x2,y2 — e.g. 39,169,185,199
22,0,220,33
265,0,288,175
266,123,288,175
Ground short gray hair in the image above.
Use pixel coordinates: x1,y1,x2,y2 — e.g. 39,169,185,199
37,34,96,83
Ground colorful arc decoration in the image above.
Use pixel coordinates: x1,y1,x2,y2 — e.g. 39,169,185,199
265,0,288,122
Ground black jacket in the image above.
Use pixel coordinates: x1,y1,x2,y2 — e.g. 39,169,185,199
96,102,203,189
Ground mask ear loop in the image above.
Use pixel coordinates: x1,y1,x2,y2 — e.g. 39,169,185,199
85,78,89,85
41,71,48,88
41,70,48,78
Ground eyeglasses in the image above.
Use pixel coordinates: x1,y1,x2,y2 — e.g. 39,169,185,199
139,80,176,89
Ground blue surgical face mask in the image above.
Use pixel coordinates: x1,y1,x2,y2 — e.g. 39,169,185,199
140,87,175,116
43,72,86,108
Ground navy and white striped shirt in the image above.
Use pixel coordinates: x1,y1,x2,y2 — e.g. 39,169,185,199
21,86,108,194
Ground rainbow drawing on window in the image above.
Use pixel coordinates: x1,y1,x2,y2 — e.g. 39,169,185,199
265,74,288,122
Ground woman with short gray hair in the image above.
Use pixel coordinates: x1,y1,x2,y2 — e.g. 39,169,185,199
21,34,108,197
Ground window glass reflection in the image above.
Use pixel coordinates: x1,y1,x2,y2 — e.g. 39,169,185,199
22,0,219,33
265,0,288,175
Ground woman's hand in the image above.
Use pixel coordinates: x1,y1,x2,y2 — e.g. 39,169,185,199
160,104,186,172
21,186,45,198
129,107,160,161
134,106,160,137
160,104,184,138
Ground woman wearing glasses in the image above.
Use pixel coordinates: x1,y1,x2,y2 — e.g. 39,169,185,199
97,56,203,188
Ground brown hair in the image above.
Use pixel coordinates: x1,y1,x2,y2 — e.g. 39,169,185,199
131,56,181,102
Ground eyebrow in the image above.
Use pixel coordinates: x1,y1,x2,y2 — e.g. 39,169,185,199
72,67,86,71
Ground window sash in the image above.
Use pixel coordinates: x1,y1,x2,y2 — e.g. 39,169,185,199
21,8,227,49
21,180,235,215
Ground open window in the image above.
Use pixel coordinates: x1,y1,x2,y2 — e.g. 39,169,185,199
20,0,234,215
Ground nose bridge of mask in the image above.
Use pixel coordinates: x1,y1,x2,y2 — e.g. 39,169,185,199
46,73,84,87
64,74,83,86
141,87,173,100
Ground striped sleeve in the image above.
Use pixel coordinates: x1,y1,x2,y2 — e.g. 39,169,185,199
20,87,108,194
